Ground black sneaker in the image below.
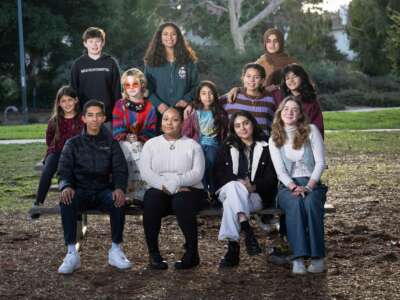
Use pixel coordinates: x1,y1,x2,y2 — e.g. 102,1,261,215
148,252,168,270
174,251,200,270
219,241,240,268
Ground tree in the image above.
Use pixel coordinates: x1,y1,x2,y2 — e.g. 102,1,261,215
347,0,400,75
386,8,400,76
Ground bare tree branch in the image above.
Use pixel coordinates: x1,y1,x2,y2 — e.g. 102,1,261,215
239,0,285,35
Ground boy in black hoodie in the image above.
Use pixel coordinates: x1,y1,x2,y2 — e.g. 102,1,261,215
70,27,121,124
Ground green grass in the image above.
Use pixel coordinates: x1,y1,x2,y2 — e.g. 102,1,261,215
0,124,46,139
0,109,399,139
323,108,400,130
0,131,399,212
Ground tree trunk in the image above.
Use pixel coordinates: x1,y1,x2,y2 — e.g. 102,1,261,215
227,0,285,53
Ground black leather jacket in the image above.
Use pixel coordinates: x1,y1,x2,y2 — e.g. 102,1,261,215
58,127,128,192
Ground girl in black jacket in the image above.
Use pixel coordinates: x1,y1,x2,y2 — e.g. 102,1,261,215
214,111,277,267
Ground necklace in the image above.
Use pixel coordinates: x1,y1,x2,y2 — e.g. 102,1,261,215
164,135,178,150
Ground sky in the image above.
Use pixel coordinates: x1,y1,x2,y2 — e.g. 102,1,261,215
320,0,352,12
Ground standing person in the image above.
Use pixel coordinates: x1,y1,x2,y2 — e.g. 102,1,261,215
71,27,121,126
214,111,277,267
31,86,83,215
144,22,199,116
255,28,298,87
269,96,327,274
139,107,207,270
112,68,157,200
57,100,131,274
278,64,324,138
222,63,276,139
182,80,228,196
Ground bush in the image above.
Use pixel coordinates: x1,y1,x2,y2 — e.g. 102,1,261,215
319,94,345,111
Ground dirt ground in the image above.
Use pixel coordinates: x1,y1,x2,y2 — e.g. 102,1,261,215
1,152,399,299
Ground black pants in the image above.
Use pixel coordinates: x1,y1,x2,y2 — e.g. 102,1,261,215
60,189,125,245
143,188,207,254
36,152,60,204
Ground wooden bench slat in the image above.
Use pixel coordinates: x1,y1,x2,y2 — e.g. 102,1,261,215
29,203,335,217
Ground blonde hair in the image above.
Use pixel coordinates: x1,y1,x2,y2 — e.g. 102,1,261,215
120,68,148,99
271,96,310,149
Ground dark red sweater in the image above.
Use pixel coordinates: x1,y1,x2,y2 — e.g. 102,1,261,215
45,115,84,156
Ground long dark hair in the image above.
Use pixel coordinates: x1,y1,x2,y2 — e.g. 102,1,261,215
144,22,197,67
281,64,316,102
225,111,266,151
193,80,228,142
49,85,80,145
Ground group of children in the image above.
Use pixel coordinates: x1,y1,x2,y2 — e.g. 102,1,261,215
33,23,327,275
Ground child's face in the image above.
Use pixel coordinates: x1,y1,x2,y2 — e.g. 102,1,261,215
161,26,178,49
243,68,263,92
233,115,254,142
82,106,106,135
285,72,302,92
124,75,143,100
199,86,214,109
59,96,78,115
84,37,104,56
265,34,280,54
161,109,182,137
281,100,300,126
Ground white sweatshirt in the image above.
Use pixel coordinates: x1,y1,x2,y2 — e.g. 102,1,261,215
139,135,205,194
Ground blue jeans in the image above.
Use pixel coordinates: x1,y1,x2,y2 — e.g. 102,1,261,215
60,189,125,245
277,177,327,259
201,144,219,194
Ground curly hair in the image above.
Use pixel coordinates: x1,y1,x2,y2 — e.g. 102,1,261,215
193,80,228,142
271,96,310,149
281,64,316,102
225,111,266,151
144,22,197,67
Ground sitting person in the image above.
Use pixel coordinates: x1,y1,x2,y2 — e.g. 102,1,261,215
139,107,207,270
57,100,131,274
269,96,327,274
214,111,277,267
112,68,157,200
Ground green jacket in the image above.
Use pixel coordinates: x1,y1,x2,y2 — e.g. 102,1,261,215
144,62,199,108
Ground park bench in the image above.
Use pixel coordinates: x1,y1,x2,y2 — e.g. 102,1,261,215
31,162,335,248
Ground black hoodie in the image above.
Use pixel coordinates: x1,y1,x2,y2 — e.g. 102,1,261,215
70,53,121,121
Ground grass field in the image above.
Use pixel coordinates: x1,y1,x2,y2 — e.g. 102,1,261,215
0,109,399,140
323,108,400,130
1,131,399,212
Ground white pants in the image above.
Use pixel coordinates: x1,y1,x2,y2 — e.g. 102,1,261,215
217,181,263,241
119,141,148,200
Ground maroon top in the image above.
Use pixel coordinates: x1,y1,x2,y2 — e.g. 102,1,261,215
272,89,325,139
45,115,84,156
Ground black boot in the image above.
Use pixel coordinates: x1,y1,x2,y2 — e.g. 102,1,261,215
241,221,262,256
219,241,240,268
174,247,200,270
148,251,168,270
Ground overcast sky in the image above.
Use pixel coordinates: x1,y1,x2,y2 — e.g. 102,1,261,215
321,0,352,12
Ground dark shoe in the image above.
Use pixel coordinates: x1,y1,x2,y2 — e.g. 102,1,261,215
219,241,240,268
30,203,41,219
174,251,200,270
148,252,168,270
245,231,262,256
241,221,262,256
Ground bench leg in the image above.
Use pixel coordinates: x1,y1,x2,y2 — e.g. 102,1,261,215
75,214,88,251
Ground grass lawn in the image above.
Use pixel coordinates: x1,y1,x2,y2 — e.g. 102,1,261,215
323,108,400,130
0,109,399,140
0,131,399,212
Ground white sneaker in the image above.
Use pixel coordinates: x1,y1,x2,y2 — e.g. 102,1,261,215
307,258,326,273
108,247,132,269
58,252,81,274
292,258,307,275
